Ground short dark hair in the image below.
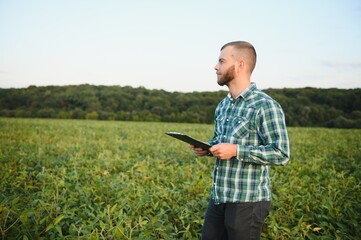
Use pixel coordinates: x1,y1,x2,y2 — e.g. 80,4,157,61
221,41,257,73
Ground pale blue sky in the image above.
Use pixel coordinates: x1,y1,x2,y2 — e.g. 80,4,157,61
1,0,360,92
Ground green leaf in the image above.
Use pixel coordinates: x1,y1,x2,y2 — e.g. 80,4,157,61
54,214,65,225
45,223,54,232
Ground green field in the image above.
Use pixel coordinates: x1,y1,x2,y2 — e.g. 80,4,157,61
1,118,360,239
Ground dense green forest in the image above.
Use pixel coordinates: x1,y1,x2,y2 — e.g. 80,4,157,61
0,84,360,128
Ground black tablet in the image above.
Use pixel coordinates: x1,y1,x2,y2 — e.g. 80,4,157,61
165,132,211,150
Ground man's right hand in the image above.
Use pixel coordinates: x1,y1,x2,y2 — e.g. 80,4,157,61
189,145,208,156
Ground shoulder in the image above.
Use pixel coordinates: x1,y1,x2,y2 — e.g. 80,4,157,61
247,88,282,110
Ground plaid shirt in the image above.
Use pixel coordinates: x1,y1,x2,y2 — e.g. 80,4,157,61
208,83,290,204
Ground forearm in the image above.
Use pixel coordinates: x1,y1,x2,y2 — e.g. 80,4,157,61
237,143,289,165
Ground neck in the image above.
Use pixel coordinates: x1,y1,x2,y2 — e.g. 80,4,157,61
227,77,251,98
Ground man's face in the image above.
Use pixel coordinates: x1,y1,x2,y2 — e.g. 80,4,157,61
214,46,236,86
217,65,235,86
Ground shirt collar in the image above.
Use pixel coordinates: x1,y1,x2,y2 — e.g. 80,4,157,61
227,82,257,101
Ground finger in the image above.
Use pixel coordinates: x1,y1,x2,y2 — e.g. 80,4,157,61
210,144,220,152
210,148,219,155
196,149,207,155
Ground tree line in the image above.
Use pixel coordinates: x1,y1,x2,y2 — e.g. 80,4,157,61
0,84,360,128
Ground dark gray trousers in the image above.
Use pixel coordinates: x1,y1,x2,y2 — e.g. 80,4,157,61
201,200,271,240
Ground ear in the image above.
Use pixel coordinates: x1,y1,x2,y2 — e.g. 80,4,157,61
236,60,245,74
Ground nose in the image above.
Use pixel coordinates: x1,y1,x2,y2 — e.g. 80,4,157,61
214,63,219,71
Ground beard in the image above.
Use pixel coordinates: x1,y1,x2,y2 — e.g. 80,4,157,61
217,65,235,86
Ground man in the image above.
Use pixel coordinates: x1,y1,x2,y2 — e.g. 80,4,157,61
191,41,290,240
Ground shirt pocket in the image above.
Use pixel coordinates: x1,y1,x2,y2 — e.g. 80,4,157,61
231,116,250,140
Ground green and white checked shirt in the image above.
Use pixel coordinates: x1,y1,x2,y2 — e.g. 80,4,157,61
208,83,290,204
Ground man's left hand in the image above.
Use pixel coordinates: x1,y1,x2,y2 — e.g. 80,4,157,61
210,143,237,160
